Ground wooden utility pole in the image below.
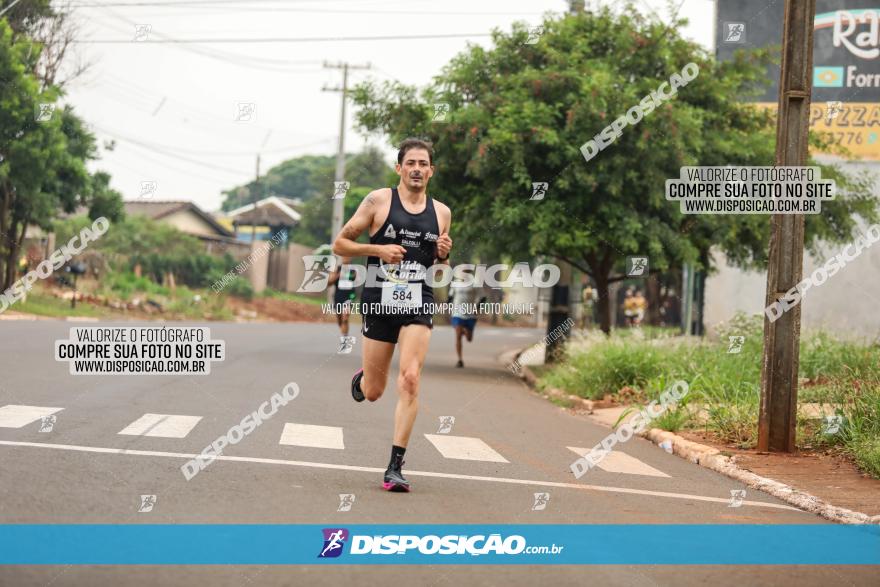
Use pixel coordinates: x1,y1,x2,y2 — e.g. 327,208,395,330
758,0,816,453
322,61,371,241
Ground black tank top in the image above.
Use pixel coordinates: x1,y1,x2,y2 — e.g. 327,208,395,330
362,187,440,307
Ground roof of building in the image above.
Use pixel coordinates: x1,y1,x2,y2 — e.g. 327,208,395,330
123,200,234,238
226,196,302,227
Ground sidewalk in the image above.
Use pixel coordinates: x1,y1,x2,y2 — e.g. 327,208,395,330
589,405,880,520
505,348,880,524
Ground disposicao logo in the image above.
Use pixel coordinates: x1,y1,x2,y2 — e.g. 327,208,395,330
813,66,844,87
318,528,349,558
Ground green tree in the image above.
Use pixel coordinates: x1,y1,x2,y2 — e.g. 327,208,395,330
3,0,53,38
220,147,393,211
295,187,370,248
352,6,877,333
0,19,122,289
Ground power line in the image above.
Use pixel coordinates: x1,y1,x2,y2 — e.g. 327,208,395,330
84,70,340,144
83,10,335,71
67,0,358,6
71,32,494,43
95,124,334,156
0,0,23,18
72,3,544,16
93,124,253,175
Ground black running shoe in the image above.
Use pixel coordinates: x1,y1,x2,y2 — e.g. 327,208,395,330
351,368,365,402
383,461,410,492
456,360,464,368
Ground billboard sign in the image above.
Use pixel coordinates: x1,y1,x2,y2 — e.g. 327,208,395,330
716,1,880,159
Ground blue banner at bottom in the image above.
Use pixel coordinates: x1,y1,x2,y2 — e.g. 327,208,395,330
1,525,878,565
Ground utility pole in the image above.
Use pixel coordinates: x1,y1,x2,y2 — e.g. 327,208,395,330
254,153,261,204
251,154,260,242
758,0,816,453
322,61,371,242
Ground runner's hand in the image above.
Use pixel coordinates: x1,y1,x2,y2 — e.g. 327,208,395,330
378,244,406,264
437,232,452,259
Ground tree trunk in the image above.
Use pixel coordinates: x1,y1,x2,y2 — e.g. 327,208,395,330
646,277,661,326
13,220,26,285
0,184,9,290
4,219,23,291
594,272,612,335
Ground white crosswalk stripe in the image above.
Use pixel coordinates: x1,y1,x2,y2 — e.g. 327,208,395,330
279,423,345,450
425,434,509,463
0,405,64,428
1,406,669,479
118,413,202,438
567,446,670,477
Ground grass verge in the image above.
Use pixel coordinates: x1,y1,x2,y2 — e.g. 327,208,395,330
537,313,880,478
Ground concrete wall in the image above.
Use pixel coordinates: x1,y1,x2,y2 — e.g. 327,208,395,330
284,243,319,294
704,158,879,340
246,241,272,294
704,224,880,340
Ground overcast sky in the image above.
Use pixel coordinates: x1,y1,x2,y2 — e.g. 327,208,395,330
57,0,716,213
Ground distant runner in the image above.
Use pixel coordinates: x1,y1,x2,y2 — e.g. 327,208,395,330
328,255,356,342
332,138,452,492
450,274,481,368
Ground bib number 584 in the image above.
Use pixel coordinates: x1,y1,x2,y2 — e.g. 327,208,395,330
381,282,421,307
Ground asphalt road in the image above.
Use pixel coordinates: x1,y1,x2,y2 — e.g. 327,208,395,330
0,319,875,586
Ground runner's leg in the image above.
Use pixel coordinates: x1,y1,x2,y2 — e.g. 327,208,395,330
454,325,463,362
393,324,431,447
340,306,350,336
361,336,394,402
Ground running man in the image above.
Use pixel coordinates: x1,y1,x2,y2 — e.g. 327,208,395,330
450,274,480,368
328,255,357,340
332,138,452,492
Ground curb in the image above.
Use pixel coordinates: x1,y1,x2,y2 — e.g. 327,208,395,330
501,349,613,413
513,357,880,526
644,428,879,525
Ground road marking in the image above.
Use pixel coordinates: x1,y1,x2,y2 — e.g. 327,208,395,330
0,440,800,511
118,414,202,438
568,446,670,477
0,405,64,429
279,423,344,450
424,434,509,463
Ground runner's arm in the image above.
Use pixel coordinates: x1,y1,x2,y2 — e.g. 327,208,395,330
332,192,384,258
436,202,452,264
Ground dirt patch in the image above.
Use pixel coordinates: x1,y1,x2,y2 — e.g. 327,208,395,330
25,286,336,323
227,297,334,323
677,429,880,517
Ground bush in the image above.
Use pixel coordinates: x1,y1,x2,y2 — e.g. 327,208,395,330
131,251,235,289
101,271,169,300
54,214,238,289
223,276,254,300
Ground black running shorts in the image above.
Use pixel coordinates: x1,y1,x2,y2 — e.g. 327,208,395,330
361,312,433,344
